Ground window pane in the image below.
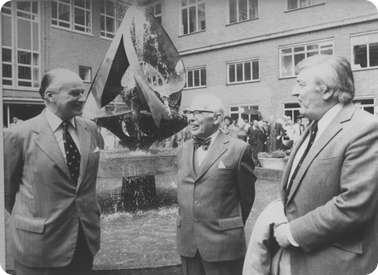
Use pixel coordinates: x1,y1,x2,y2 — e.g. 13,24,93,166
2,15,12,46
281,55,292,77
59,4,70,22
249,0,258,19
18,66,31,79
300,0,311,7
294,46,304,52
189,6,196,33
32,22,39,50
198,3,205,30
353,44,367,68
18,51,31,64
294,53,305,66
229,0,237,23
18,81,32,87
18,19,31,49
17,2,31,12
32,53,38,66
106,17,114,33
236,63,243,81
252,61,259,79
238,0,248,21
105,0,115,15
182,9,188,34
75,8,85,25
369,42,378,67
52,2,57,19
229,64,235,82
288,0,298,9
244,62,251,81
281,48,292,54
320,49,333,55
2,48,11,62
200,68,206,86
100,16,105,31
74,0,85,8
188,71,193,87
194,69,200,86
3,64,12,77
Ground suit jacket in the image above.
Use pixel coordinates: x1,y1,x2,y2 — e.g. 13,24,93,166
4,110,104,268
176,132,256,262
281,104,378,275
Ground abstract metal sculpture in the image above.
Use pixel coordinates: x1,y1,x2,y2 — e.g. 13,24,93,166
83,5,187,150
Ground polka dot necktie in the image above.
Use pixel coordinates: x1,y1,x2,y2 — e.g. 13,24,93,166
62,121,81,186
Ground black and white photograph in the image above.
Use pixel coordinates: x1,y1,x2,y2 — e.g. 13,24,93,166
0,0,378,274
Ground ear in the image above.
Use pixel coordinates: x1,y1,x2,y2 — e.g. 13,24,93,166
213,113,223,125
318,83,334,101
44,91,54,103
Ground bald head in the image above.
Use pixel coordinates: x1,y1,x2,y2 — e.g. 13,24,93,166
185,94,225,138
40,68,86,120
39,68,83,99
189,94,226,115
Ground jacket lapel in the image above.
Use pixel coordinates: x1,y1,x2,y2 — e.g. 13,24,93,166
286,104,356,205
282,124,312,193
76,118,91,191
33,112,72,181
195,132,228,182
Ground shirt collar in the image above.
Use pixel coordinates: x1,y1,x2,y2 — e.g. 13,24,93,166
45,108,76,132
208,129,220,148
317,103,343,136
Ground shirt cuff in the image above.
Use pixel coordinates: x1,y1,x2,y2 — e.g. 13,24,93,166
287,224,299,247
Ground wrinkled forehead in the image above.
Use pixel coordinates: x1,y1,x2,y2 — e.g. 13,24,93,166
189,95,224,112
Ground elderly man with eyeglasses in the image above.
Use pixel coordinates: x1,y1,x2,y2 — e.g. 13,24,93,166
176,94,257,275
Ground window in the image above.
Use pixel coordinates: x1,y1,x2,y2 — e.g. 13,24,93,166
51,0,92,33
227,59,259,84
284,103,300,122
185,67,206,88
351,32,378,70
287,0,312,10
1,1,40,88
79,65,92,83
279,40,333,78
229,0,258,24
180,0,205,35
353,98,375,114
100,0,128,39
230,105,260,123
146,2,162,24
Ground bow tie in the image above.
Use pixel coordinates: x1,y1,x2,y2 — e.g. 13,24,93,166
193,136,212,151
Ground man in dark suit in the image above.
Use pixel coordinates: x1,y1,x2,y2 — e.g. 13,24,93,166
273,55,378,275
177,94,256,275
4,68,104,275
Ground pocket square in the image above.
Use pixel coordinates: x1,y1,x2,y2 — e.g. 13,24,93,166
218,160,226,169
93,147,100,153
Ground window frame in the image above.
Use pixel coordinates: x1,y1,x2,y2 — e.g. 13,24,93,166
287,0,311,10
146,1,162,24
229,105,259,123
228,0,258,25
2,1,41,90
283,102,301,122
279,39,334,79
78,65,92,83
179,0,206,36
226,59,260,85
51,0,93,35
351,31,378,71
353,98,376,115
184,66,207,89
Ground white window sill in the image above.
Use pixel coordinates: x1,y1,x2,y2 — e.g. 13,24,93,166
352,66,378,72
226,79,260,86
178,29,206,38
51,24,94,37
183,85,207,90
226,17,259,27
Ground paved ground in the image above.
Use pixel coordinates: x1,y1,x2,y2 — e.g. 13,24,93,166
93,178,280,272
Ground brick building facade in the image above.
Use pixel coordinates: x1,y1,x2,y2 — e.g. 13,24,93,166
151,0,378,122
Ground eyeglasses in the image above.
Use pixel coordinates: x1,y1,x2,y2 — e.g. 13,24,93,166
183,110,215,117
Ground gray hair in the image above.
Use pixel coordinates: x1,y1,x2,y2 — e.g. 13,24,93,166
296,55,355,104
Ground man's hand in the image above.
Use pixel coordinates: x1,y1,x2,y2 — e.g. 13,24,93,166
274,223,292,248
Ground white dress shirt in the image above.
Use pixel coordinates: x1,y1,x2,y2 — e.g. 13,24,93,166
288,103,343,184
196,130,220,166
45,108,81,162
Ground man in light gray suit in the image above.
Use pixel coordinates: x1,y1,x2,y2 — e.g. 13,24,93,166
273,55,378,275
177,94,256,275
4,68,104,275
